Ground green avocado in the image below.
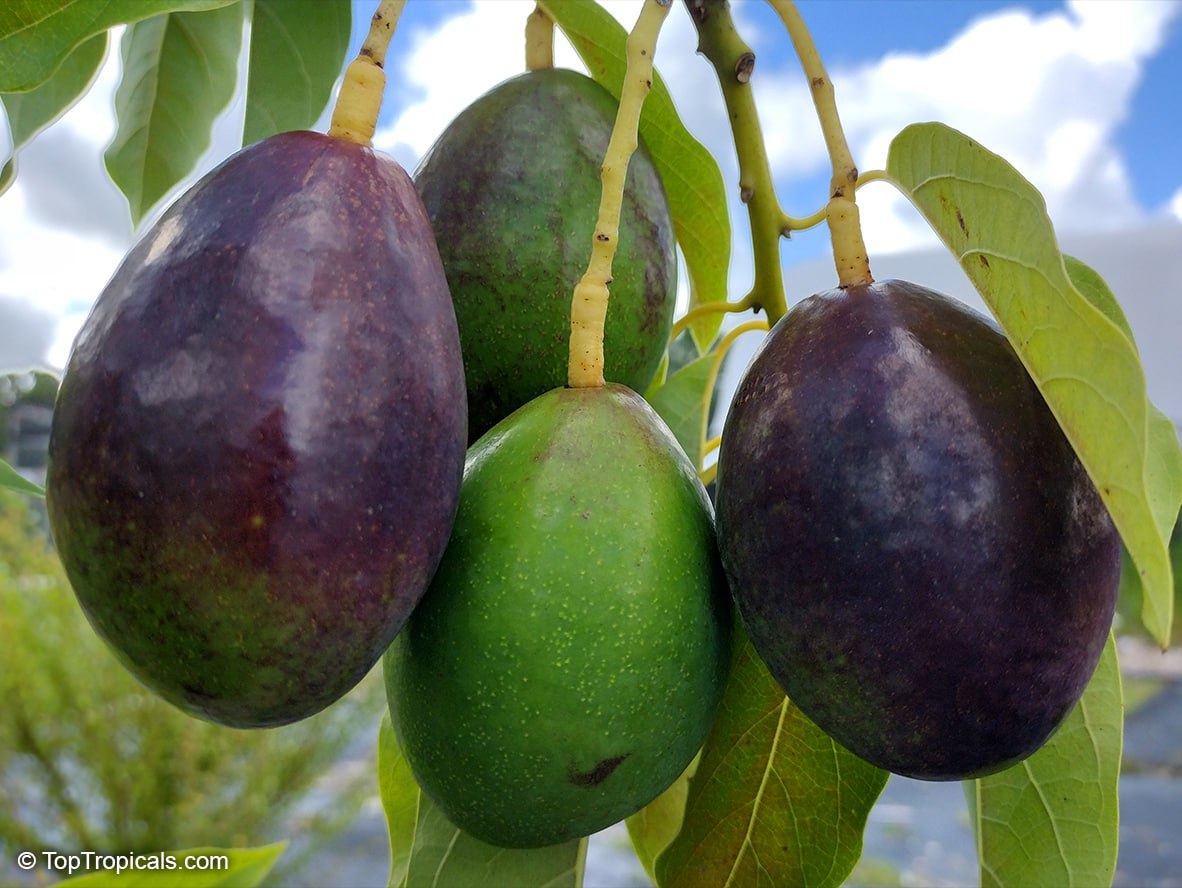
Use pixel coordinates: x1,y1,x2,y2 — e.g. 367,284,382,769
415,69,677,441
385,384,731,848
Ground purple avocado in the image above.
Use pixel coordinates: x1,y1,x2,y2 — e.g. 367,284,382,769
47,131,467,728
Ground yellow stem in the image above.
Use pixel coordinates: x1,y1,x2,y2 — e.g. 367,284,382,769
703,436,721,457
567,0,671,388
767,0,872,288
696,318,768,469
525,5,555,70
856,168,891,189
328,0,407,146
700,462,718,487
669,297,753,344
780,204,828,233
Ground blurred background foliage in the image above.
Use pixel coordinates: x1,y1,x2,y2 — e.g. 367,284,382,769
0,489,384,884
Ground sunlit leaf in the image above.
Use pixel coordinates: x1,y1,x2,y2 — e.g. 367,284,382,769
0,0,236,93
625,755,696,884
968,634,1121,887
646,350,714,467
0,459,44,496
105,3,243,224
242,0,350,146
1,31,107,195
886,121,1182,646
53,842,286,887
377,714,419,888
377,711,587,888
537,0,731,351
655,628,887,887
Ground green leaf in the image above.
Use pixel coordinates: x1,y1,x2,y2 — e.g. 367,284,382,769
645,350,715,467
626,755,696,884
886,121,1182,646
377,713,419,888
105,3,243,224
0,0,237,93
377,711,587,888
0,458,44,496
242,0,350,146
968,633,1121,887
1,30,107,195
53,842,286,887
655,627,888,888
537,0,731,350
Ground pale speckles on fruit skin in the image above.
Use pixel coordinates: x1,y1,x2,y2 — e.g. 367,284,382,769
716,280,1121,780
385,385,731,848
415,69,676,442
47,131,467,728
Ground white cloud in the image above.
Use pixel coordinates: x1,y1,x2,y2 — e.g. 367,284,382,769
756,0,1181,256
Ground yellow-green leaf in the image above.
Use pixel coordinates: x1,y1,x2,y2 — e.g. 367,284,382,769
0,458,43,496
655,627,887,887
886,121,1182,646
377,714,419,888
377,712,587,888
1,30,107,195
105,3,243,224
242,0,350,146
0,0,236,92
646,350,715,468
53,843,285,887
626,755,696,884
537,0,731,351
968,633,1122,887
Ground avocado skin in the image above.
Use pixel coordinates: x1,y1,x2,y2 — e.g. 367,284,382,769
47,131,467,728
415,69,677,441
385,385,731,848
716,280,1121,780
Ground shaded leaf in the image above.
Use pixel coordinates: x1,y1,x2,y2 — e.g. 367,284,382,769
646,350,715,467
886,122,1182,646
0,458,44,496
1,30,107,195
53,842,286,887
242,0,350,145
655,627,887,888
377,713,419,888
0,0,236,92
537,0,731,350
105,3,243,224
377,711,587,888
968,634,1122,887
626,754,696,884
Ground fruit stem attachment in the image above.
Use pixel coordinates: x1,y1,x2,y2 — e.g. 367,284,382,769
327,0,407,146
686,0,789,325
767,0,873,288
567,0,671,389
525,5,555,71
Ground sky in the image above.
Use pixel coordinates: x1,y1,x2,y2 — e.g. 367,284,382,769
1,0,1180,415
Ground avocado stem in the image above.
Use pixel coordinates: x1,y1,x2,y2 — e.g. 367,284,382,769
567,0,671,389
668,295,754,345
686,0,789,326
696,317,767,472
525,5,555,71
327,0,407,146
767,0,873,288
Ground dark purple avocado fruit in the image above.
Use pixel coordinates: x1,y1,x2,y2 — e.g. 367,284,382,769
46,131,467,728
716,279,1121,779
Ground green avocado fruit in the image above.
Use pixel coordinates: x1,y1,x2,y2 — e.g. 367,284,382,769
385,384,731,848
415,69,677,441
715,279,1121,780
46,131,467,729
